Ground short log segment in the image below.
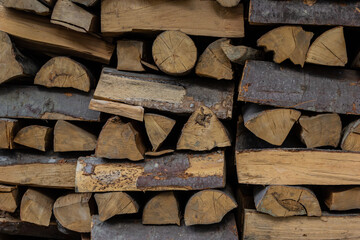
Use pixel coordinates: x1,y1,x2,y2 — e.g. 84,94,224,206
254,185,321,217
142,192,180,225
324,187,360,211
2,0,50,15
0,118,19,150
144,113,175,151
184,189,237,226
216,0,240,7
94,192,139,222
75,150,225,192
0,185,18,213
341,119,360,152
14,125,52,151
117,40,145,72
220,42,262,65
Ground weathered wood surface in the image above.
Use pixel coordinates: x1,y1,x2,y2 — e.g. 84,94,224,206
71,0,98,7
2,0,50,15
144,113,175,151
0,5,114,63
216,0,240,8
341,119,360,152
238,61,360,115
0,150,76,188
75,150,225,192
243,209,360,240
91,213,238,240
101,0,244,38
0,185,18,212
324,187,360,211
117,40,145,72
236,149,360,185
0,85,100,121
14,125,52,151
0,118,19,150
95,68,234,119
249,0,360,27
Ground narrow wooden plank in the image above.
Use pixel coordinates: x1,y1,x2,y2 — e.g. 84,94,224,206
76,150,225,192
0,85,100,121
94,68,234,119
249,0,360,27
238,61,360,115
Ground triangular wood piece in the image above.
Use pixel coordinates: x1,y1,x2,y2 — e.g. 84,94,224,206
0,185,18,213
144,113,175,151
0,118,19,149
2,0,50,16
177,106,231,151
341,119,360,152
14,125,52,151
220,41,263,65
306,26,347,66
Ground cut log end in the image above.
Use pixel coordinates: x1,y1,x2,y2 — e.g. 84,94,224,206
341,119,360,152
324,187,360,211
144,113,175,151
14,125,52,151
0,185,18,213
3,0,50,16
117,40,145,72
0,118,19,149
220,41,262,65
216,0,241,7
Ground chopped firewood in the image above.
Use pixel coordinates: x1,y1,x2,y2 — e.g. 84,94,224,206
14,125,52,151
306,26,347,66
53,193,92,233
184,189,237,226
35,57,93,92
42,0,56,6
341,119,360,152
2,0,50,15
196,38,233,80
145,149,174,157
71,0,98,7
0,185,18,213
0,118,19,149
20,189,54,226
220,42,262,65
177,106,231,151
54,120,97,152
144,113,175,151
324,187,360,211
299,113,341,148
216,0,240,7
117,40,145,72
152,31,197,76
95,116,146,160
140,60,159,71
254,185,321,217
142,192,180,225
257,26,313,67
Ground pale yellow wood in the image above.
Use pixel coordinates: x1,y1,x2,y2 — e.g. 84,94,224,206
0,118,18,149
71,0,98,7
0,185,18,213
144,113,175,151
14,125,52,151
220,42,262,65
145,149,174,157
141,60,159,71
341,119,360,152
216,0,240,7
325,187,360,211
3,0,50,15
117,40,145,72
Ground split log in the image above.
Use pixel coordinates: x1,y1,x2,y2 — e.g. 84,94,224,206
243,104,301,146
257,26,313,66
324,187,360,211
145,149,174,157
220,42,262,65
216,0,240,7
142,192,180,225
0,150,76,188
117,40,145,72
95,116,145,160
144,113,175,151
306,27,347,66
0,31,38,85
0,5,114,63
20,189,54,226
0,185,18,213
89,99,144,122
51,0,98,33
196,38,233,80
0,86,101,121
236,149,360,185
177,106,231,151
54,120,97,152
341,119,360,152
2,0,50,15
94,192,139,222
71,0,98,7
299,113,341,148
184,189,237,226
53,193,92,233
0,118,19,150
14,125,52,151
152,31,197,76
254,185,321,217
94,68,234,119
76,150,225,192
238,60,360,115
35,57,93,92
101,0,244,38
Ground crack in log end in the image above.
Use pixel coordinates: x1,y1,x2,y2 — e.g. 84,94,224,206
279,199,305,212
195,107,212,127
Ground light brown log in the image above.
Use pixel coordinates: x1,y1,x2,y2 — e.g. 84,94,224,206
2,0,50,15
89,99,144,122
243,104,301,146
184,189,237,226
0,31,38,85
140,60,159,71
14,125,52,151
145,149,174,157
95,116,146,160
117,40,145,72
306,26,347,66
144,113,175,151
54,120,97,152
254,185,321,217
257,26,313,67
0,118,19,149
177,106,231,151
142,192,180,225
152,31,197,76
51,0,98,33
196,38,233,80
20,189,54,226
94,192,139,222
341,119,360,152
53,193,92,233
216,0,240,7
35,57,93,92
324,187,360,211
220,42,262,65
71,0,98,7
0,185,18,213
299,113,341,148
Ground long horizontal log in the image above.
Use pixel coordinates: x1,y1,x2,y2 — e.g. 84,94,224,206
238,60,360,115
75,151,225,192
0,85,100,121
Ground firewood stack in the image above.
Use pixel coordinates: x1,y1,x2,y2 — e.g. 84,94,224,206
0,0,360,239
